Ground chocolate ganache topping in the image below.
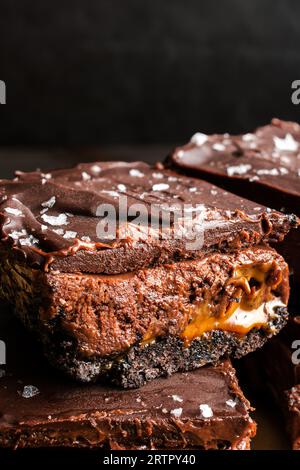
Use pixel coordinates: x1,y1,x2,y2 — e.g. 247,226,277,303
0,161,296,273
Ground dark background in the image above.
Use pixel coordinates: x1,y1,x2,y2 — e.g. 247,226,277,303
1,0,300,173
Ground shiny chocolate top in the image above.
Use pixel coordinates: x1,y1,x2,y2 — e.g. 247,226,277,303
0,161,296,274
170,119,300,213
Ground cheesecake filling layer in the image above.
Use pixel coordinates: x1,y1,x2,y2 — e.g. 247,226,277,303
0,246,289,359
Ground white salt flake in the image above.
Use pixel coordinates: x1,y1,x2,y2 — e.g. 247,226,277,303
170,407,183,418
199,404,213,418
190,132,208,146
102,190,120,198
168,176,178,182
212,143,225,151
19,235,39,246
4,207,23,216
41,196,56,208
227,164,252,176
53,228,64,235
63,231,77,239
152,183,169,191
41,213,68,226
41,225,48,231
152,172,164,179
81,236,91,242
162,408,168,414
189,187,197,192
82,171,91,181
274,133,298,152
172,395,183,403
257,168,279,176
9,229,27,240
210,189,218,196
242,133,255,141
21,385,40,399
40,208,49,215
91,165,101,173
117,184,126,192
226,399,237,408
129,169,144,178
41,173,52,180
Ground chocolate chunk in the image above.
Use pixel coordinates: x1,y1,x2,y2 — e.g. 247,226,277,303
0,307,256,450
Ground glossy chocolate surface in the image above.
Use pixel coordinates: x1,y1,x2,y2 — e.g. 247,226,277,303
0,161,295,274
170,118,300,212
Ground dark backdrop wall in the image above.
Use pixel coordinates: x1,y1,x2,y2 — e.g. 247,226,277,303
1,0,300,146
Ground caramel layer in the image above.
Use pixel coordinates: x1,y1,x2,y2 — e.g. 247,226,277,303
181,262,285,343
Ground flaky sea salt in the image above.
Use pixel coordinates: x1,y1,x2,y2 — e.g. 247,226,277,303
19,235,39,246
170,408,183,418
190,132,208,146
82,171,91,181
41,173,52,180
81,236,91,242
242,133,255,141
4,207,23,216
41,213,68,226
63,231,77,239
41,196,56,208
226,399,237,408
9,229,27,240
152,183,169,191
117,184,126,192
152,172,164,179
199,404,213,418
102,190,120,198
227,164,252,176
129,169,144,178
91,165,101,173
172,395,183,403
53,228,64,235
274,133,298,152
21,385,40,399
212,143,225,151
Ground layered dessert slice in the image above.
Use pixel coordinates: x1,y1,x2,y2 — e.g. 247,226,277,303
0,162,296,387
0,307,256,450
245,315,300,450
168,118,300,283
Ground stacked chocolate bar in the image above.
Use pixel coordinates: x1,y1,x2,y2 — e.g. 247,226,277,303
168,118,300,449
0,148,297,448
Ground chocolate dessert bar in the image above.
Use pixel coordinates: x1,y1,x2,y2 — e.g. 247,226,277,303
250,316,300,450
0,162,295,387
168,118,300,283
0,308,256,450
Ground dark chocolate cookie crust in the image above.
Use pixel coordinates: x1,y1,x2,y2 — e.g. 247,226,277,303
45,306,288,388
